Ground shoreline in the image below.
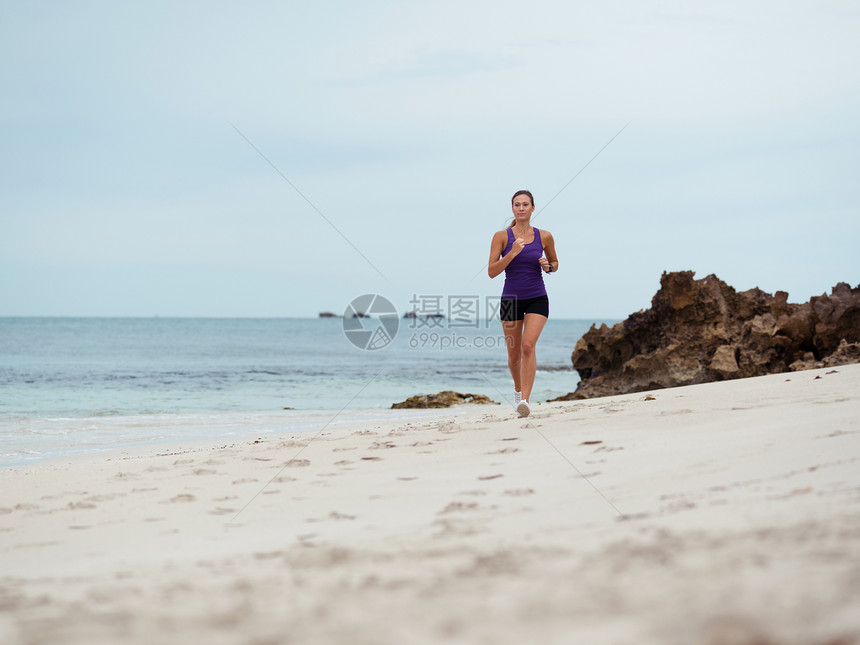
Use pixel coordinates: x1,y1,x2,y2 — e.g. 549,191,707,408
2,365,859,644
0,406,498,470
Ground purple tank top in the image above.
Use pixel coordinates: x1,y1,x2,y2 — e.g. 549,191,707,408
501,227,547,299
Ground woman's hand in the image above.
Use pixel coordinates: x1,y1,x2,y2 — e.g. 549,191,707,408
510,237,526,258
538,256,550,272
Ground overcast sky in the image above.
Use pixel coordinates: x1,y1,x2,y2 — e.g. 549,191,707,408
2,0,858,319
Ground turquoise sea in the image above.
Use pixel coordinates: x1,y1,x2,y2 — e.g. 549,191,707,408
0,317,607,466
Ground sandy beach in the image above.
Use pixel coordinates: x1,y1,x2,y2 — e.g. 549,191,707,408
1,364,859,645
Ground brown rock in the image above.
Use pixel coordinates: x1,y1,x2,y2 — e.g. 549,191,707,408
391,391,498,409
824,339,860,366
709,345,740,376
555,272,860,400
811,283,860,354
791,339,860,372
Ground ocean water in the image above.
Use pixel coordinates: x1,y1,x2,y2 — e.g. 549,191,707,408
0,317,605,466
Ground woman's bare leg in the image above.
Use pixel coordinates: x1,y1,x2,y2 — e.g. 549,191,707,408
519,313,547,402
502,320,523,393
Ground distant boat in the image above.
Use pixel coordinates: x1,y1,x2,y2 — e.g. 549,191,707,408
403,311,417,319
318,312,338,318
352,312,368,318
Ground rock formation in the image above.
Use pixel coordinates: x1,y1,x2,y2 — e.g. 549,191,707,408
555,271,860,400
391,391,498,409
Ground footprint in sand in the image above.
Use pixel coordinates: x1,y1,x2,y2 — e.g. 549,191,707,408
15,540,61,549
306,511,357,522
67,502,97,510
253,551,284,560
279,440,309,448
433,517,483,537
39,491,81,501
272,476,297,484
822,429,859,439
462,550,521,576
483,414,507,424
84,494,122,503
369,441,397,450
663,499,696,513
487,447,519,455
164,494,196,504
439,502,480,514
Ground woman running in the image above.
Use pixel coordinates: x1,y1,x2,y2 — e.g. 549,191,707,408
487,190,558,417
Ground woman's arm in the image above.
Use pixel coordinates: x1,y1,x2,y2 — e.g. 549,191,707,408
488,230,525,279
538,230,559,273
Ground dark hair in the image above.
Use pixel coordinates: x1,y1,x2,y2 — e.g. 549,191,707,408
508,190,535,228
511,189,534,207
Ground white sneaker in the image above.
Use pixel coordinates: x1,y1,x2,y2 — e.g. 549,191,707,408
516,400,531,417
514,391,522,407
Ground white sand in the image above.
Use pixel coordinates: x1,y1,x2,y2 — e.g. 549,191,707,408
2,365,859,645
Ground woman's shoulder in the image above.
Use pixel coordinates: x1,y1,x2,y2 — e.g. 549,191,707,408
536,227,553,240
493,229,510,240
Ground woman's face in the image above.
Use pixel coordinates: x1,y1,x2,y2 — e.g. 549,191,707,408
512,195,534,221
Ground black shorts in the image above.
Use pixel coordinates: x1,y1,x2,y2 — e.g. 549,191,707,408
499,295,549,321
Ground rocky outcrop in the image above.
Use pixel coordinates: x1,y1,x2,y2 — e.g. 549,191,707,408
391,391,498,409
554,272,860,400
789,338,860,372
